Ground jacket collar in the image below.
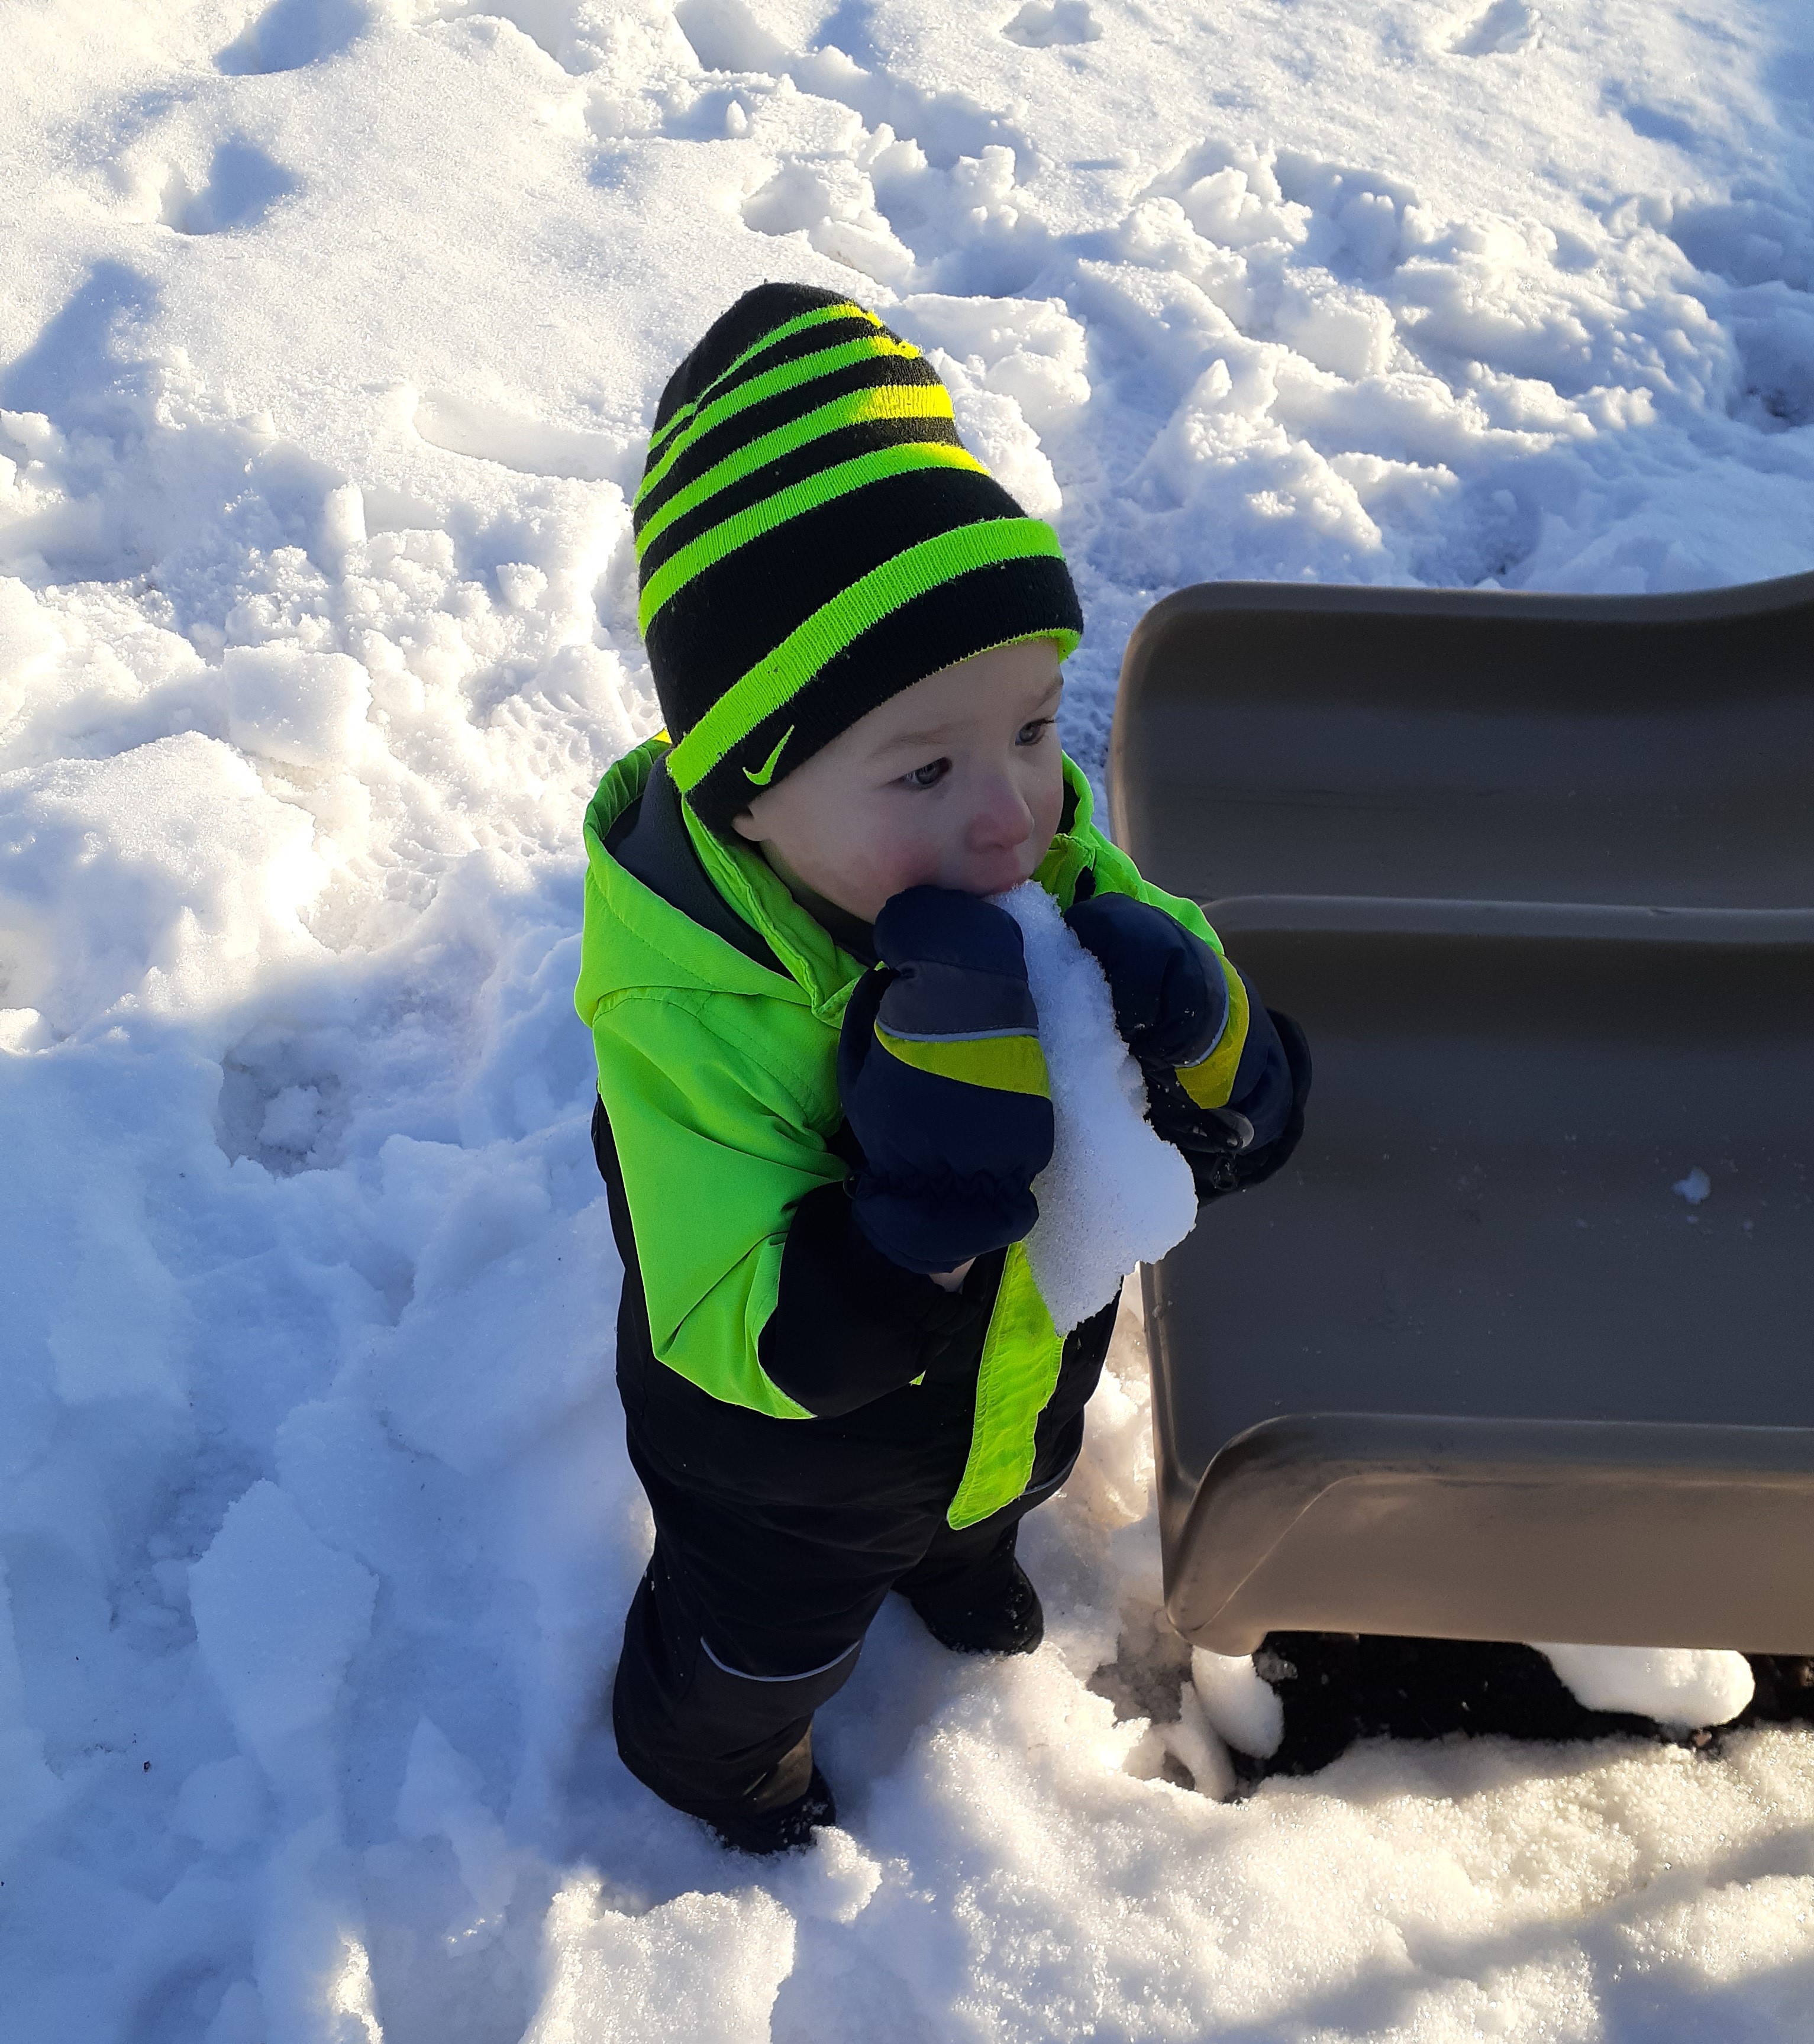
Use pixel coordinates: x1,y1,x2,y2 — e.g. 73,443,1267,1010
584,737,869,1023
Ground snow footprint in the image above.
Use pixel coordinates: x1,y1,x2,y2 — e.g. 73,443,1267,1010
1447,0,1541,57
157,141,295,236
421,0,613,76
215,1031,348,1176
411,395,629,484
673,0,789,72
1002,0,1102,49
217,0,370,75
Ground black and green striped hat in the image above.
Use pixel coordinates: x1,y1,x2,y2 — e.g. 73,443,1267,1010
634,283,1083,832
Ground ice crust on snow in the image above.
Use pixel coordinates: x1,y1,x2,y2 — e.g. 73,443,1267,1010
4,0,1814,2035
995,880,1198,1333
1535,1644,1756,1729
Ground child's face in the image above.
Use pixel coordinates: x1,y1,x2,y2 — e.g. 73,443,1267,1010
731,638,1067,923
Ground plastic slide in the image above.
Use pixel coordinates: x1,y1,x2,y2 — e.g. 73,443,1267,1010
1109,571,1814,1656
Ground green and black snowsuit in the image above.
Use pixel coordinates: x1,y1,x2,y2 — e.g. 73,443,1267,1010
577,734,1287,1819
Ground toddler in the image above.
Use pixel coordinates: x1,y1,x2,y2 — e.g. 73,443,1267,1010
576,284,1309,1852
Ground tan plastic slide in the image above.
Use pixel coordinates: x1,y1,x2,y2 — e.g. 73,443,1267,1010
1109,571,1814,1656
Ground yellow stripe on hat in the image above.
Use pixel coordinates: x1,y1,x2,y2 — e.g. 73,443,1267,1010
666,518,1076,795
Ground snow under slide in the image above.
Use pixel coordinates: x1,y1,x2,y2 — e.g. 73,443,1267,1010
1111,570,1814,1655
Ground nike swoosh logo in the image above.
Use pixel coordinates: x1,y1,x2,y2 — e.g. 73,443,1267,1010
744,725,794,786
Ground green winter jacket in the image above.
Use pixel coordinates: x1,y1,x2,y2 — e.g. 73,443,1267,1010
575,735,1232,1525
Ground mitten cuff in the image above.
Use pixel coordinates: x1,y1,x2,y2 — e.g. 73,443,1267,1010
1173,953,1247,1109
850,1179,1040,1275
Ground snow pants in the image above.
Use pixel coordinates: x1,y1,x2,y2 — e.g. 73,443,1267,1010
611,1291,1116,1823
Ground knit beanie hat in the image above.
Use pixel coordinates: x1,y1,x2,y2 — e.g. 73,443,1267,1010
633,283,1083,832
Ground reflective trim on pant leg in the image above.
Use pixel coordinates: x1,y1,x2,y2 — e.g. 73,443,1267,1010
947,1241,1066,1530
615,1588,862,1816
699,1635,862,1684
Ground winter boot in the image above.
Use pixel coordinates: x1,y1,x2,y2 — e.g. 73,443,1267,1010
910,1560,1044,1656
706,1763,838,1856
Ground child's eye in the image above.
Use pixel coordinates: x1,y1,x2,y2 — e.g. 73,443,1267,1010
1015,716,1056,747
901,757,950,790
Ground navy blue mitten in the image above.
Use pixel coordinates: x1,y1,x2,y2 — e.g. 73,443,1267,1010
1063,890,1229,1068
1064,890,1257,1147
837,887,1055,1274
1066,888,1306,1192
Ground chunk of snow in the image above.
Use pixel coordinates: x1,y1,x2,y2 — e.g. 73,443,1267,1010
1533,1643,1755,1727
527,1879,796,2044
995,881,1199,1332
0,734,326,1032
188,1481,378,1776
224,645,372,771
1276,277,1399,379
1673,1166,1712,1205
1192,1647,1286,1758
396,1716,517,1926
1161,1681,1237,1797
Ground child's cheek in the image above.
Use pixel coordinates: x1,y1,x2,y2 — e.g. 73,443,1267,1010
884,845,941,899
844,821,909,911
879,822,948,900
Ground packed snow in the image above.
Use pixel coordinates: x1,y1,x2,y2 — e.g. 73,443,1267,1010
4,0,1813,2036
1192,1647,1287,1761
996,879,1197,1334
1534,1645,1757,1732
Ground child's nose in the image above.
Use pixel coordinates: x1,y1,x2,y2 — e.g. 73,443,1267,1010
968,771,1035,851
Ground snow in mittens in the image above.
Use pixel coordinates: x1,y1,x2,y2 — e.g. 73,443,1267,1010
995,880,1197,1334
4,0,1813,2038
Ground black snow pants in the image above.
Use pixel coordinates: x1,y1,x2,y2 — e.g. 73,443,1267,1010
611,1330,1109,1821
598,1105,1116,1825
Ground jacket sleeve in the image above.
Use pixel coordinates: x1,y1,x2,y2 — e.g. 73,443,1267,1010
592,990,978,1420
760,1184,998,1416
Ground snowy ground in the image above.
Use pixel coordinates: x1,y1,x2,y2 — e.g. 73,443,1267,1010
4,0,1814,2036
